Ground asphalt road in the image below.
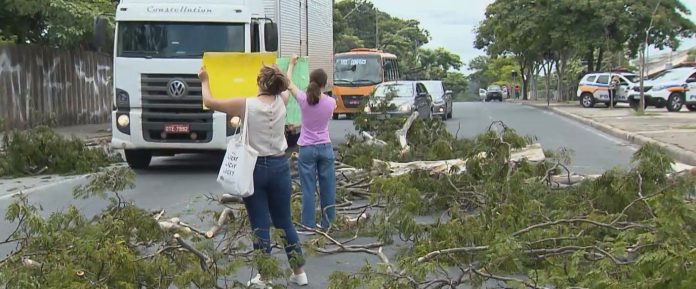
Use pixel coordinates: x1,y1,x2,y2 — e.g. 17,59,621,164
0,102,638,288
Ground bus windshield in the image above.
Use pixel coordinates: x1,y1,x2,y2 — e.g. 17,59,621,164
117,22,245,58
334,55,382,85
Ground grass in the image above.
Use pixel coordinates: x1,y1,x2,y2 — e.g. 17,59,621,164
676,124,696,130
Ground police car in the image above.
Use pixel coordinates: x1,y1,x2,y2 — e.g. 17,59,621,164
627,66,696,112
577,71,640,108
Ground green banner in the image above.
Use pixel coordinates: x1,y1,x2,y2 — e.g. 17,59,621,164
276,57,309,126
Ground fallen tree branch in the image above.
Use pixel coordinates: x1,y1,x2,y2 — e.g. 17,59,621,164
396,111,419,155
174,234,213,270
206,208,235,239
513,219,653,237
361,131,387,147
471,266,549,289
417,246,489,263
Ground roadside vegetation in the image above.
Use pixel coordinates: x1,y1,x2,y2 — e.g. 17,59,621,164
0,126,119,177
472,0,696,102
3,94,696,289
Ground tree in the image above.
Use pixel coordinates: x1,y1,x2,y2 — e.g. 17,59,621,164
443,71,469,100
474,0,696,102
0,0,114,48
408,47,463,80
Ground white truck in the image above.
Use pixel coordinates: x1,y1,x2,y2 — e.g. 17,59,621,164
93,0,334,169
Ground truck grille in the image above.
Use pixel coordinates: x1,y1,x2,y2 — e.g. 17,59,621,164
341,95,364,108
140,74,213,143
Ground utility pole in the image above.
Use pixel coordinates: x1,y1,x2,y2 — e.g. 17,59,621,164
639,0,663,114
375,10,379,48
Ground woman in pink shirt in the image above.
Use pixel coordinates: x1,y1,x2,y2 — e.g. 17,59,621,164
285,55,336,234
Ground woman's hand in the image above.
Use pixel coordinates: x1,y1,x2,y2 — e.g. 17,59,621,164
290,54,299,65
198,67,209,83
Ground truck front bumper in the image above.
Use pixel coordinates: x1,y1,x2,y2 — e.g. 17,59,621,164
110,110,231,151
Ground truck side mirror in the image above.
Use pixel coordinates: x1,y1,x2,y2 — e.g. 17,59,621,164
92,16,108,50
264,22,278,52
445,90,453,96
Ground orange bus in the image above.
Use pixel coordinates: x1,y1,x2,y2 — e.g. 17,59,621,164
332,48,400,119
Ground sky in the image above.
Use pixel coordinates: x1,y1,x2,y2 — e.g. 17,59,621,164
369,0,696,71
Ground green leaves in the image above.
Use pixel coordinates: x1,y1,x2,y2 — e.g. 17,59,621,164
0,0,114,47
0,126,119,177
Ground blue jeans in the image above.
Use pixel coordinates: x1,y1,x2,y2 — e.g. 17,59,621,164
243,155,305,268
298,143,336,229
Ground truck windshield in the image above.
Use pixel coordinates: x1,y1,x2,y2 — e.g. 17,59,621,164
117,22,245,58
334,55,382,85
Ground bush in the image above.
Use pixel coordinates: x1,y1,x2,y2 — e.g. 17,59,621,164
0,126,118,177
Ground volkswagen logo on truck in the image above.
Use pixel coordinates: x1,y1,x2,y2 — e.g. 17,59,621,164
167,79,187,98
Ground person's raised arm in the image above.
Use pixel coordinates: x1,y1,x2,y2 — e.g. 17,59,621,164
285,55,304,101
198,67,246,117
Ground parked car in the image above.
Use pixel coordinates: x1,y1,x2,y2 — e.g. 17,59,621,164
421,80,453,120
576,72,640,108
478,88,487,101
365,81,433,120
627,66,696,112
485,85,504,102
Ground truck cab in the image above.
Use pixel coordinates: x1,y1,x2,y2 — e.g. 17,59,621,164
94,0,333,169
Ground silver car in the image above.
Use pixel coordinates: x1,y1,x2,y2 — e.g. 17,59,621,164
365,81,434,120
421,80,453,120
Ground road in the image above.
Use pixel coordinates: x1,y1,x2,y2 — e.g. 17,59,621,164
0,102,637,288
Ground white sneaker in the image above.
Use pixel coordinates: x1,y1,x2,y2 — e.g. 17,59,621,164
289,272,308,286
247,274,272,288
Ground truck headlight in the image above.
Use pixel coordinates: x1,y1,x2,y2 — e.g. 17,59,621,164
399,104,411,112
229,116,241,128
117,114,130,127
115,88,130,108
116,113,130,135
364,106,371,113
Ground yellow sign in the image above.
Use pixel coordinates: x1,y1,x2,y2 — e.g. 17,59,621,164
202,52,277,109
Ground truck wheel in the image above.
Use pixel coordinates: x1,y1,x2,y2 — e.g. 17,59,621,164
687,104,696,112
447,109,453,119
580,93,595,108
667,93,684,112
124,150,152,170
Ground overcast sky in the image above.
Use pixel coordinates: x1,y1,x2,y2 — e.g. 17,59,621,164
369,0,696,70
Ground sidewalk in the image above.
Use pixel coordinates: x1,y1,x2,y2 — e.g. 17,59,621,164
515,100,696,165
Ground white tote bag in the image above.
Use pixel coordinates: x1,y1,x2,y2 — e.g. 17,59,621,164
217,102,258,198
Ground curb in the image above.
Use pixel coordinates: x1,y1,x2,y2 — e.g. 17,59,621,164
523,103,696,166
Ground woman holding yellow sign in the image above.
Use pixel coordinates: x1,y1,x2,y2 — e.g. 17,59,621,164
198,65,308,288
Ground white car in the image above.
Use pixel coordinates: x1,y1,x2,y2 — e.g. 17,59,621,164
576,72,640,108
627,66,696,112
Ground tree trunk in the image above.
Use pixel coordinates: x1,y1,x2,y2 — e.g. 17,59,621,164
531,63,541,100
543,61,553,107
555,52,567,102
596,47,604,72
522,70,530,100
586,49,595,72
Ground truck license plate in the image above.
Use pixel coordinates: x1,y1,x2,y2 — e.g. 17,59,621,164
164,123,190,134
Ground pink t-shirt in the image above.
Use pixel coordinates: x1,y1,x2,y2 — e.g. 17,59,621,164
295,90,335,146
